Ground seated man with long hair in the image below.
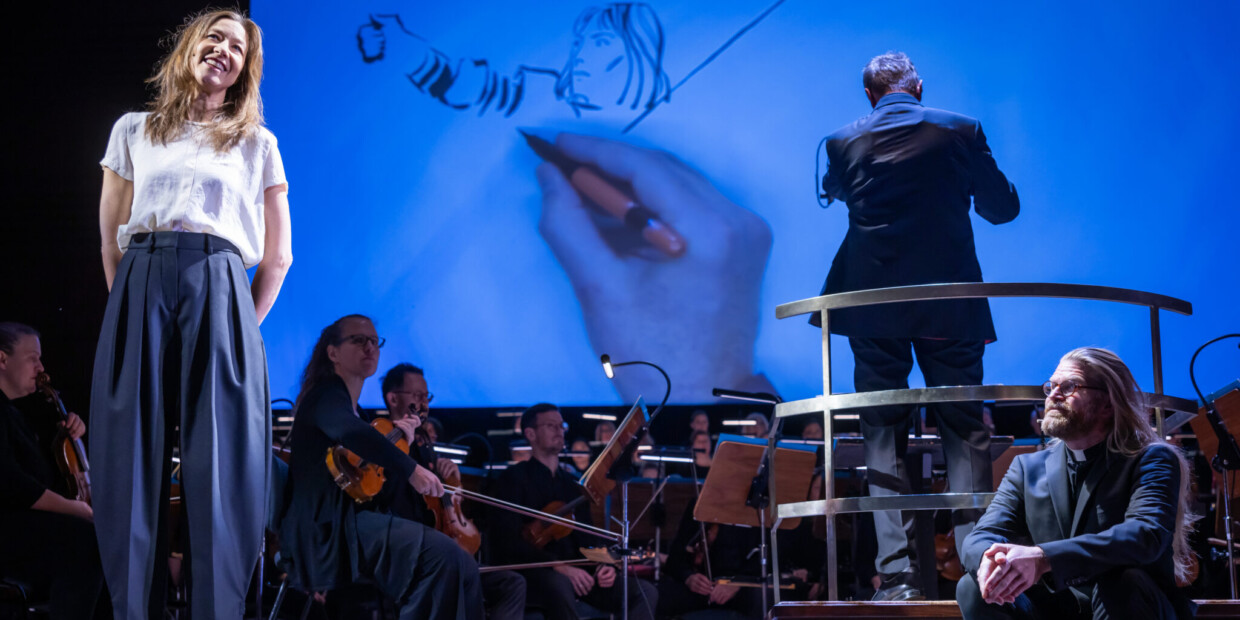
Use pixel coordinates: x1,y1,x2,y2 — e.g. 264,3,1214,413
958,347,1196,619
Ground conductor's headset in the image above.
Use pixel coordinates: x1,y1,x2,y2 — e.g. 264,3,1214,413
816,136,832,208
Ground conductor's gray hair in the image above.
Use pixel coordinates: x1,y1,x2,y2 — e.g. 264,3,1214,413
862,51,921,97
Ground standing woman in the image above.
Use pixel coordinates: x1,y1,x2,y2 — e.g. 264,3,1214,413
92,9,291,620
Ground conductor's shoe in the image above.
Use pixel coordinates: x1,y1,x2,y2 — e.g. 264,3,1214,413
871,571,925,602
871,583,925,601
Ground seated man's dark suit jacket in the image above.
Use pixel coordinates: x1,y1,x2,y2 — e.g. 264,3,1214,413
819,92,1019,339
962,441,1188,607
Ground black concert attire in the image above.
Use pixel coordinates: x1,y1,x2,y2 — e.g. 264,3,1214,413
958,441,1192,619
278,375,482,620
818,91,1020,581
666,459,710,480
369,415,526,620
0,390,109,619
491,458,658,620
658,495,764,617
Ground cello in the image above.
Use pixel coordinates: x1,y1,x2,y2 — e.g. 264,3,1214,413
35,373,91,505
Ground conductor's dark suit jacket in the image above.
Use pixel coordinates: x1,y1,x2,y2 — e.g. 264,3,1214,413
819,92,1019,340
962,441,1188,607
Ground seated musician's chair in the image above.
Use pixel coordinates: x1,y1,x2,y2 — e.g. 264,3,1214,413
267,454,393,620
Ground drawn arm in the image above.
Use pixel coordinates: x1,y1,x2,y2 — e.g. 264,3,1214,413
357,14,552,117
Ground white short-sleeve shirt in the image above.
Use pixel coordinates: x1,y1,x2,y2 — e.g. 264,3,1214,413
101,112,287,268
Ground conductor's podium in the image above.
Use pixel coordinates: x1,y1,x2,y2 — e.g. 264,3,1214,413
765,600,1240,618
766,283,1200,603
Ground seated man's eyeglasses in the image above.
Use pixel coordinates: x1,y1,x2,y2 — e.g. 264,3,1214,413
1042,380,1106,397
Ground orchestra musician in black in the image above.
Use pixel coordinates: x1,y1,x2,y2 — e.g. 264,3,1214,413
490,403,658,620
0,322,110,619
277,315,482,619
379,362,526,619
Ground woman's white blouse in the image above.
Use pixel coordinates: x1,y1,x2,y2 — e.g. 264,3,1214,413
101,112,287,268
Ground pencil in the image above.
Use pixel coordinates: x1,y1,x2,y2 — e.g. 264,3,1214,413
520,131,687,258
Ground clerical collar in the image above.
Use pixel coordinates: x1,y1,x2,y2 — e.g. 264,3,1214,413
1069,441,1106,463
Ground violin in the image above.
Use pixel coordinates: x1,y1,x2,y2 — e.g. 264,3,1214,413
522,496,588,549
325,417,408,503
35,373,91,505
411,418,482,555
324,413,482,555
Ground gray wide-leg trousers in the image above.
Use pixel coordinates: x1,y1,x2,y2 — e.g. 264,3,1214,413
91,231,271,619
851,336,992,578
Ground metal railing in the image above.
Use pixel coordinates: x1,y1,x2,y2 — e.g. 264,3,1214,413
769,282,1195,601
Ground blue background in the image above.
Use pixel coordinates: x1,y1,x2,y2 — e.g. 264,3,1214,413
253,0,1239,408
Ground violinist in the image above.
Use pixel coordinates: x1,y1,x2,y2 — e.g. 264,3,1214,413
378,363,455,520
379,362,526,620
277,315,483,620
491,403,658,620
0,322,110,619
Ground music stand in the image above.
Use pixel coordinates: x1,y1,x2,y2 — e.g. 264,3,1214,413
694,435,817,529
579,398,650,502
693,434,816,611
577,398,651,619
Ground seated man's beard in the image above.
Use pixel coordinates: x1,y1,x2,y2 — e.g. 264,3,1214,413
1041,402,1092,440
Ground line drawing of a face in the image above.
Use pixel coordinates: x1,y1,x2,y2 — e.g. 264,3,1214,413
566,22,629,110
555,3,671,116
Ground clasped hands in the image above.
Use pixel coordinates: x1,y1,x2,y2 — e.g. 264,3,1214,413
555,564,617,597
685,572,740,605
977,543,1051,605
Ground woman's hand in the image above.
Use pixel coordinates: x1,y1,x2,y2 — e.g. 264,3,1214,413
251,183,293,324
99,168,133,291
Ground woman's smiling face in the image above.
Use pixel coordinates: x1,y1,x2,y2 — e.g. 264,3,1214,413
193,18,247,95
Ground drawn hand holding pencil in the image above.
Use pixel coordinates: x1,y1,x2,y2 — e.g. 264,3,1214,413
527,131,774,402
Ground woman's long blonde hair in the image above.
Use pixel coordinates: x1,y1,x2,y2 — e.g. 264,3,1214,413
145,9,265,152
1061,347,1198,585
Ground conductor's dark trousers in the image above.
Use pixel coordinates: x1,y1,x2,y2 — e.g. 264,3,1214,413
91,231,271,620
851,336,992,579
